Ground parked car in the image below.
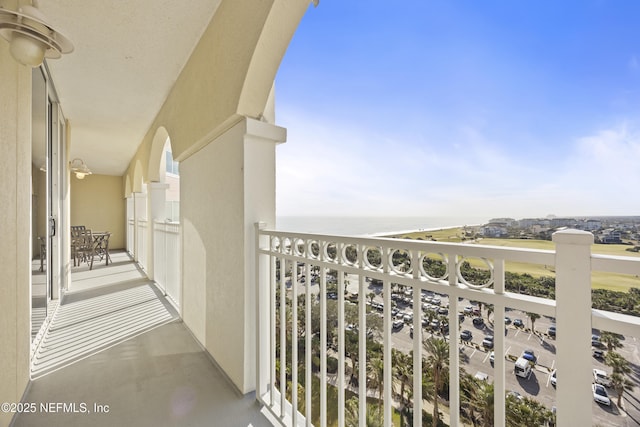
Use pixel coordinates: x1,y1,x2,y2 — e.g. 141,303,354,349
506,390,524,401
392,320,404,331
431,297,441,306
548,325,556,338
513,318,524,327
550,370,557,387
472,317,484,326
593,369,612,387
592,383,611,406
592,335,604,348
592,349,605,359
504,316,512,325
463,305,473,314
489,351,495,364
460,330,473,341
522,349,537,363
482,335,494,349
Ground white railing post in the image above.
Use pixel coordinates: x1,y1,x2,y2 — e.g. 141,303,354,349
255,223,269,401
493,259,506,427
552,229,594,427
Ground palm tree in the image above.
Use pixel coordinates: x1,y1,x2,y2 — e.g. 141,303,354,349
345,397,383,427
610,372,635,408
367,357,385,412
486,304,494,323
367,292,376,304
470,381,494,426
392,349,412,410
605,351,634,407
600,331,623,353
423,336,449,427
506,396,553,427
526,312,540,333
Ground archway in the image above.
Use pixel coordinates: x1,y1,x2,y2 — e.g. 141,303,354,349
148,127,181,310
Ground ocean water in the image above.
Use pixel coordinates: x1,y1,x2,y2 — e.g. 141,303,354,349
275,216,488,236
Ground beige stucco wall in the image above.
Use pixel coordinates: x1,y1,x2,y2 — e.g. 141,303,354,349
70,175,126,249
181,118,281,393
0,0,32,422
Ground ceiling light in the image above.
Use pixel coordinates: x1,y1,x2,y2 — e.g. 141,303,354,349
0,1,73,67
69,158,92,180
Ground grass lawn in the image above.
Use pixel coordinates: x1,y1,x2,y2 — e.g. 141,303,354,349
393,230,640,292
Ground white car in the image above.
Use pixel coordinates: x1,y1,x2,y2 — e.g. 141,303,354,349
550,370,556,387
592,383,611,406
593,369,612,387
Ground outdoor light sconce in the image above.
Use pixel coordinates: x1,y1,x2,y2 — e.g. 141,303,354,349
0,1,73,67
69,158,92,180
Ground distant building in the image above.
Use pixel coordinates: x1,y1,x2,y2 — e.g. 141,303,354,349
550,218,577,228
483,223,509,237
583,219,602,231
599,229,622,244
489,218,517,227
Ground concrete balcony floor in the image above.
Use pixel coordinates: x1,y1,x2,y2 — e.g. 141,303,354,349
16,252,272,427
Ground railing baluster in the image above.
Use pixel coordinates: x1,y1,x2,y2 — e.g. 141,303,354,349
494,258,506,427
448,253,460,427
411,249,422,427
280,256,287,420
358,272,367,427
270,253,276,408
337,263,345,427
383,246,392,427
305,261,312,426
292,260,298,426
320,263,327,427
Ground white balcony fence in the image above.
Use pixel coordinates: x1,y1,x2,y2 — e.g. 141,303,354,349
137,218,148,271
255,224,640,427
153,220,181,309
127,218,134,255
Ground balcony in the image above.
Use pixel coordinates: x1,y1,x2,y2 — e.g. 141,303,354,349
255,225,640,426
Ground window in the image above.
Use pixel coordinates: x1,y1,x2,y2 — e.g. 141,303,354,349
165,150,179,175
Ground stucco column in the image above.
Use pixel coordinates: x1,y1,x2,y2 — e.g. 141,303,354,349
0,13,32,426
132,191,147,263
181,117,285,394
552,229,594,427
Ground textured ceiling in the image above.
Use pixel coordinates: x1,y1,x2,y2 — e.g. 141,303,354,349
38,0,221,175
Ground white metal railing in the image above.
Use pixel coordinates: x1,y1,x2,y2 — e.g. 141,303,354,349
137,218,148,271
153,220,181,309
127,218,134,255
255,224,640,427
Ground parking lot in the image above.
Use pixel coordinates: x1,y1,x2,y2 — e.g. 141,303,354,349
345,277,640,426
289,273,640,425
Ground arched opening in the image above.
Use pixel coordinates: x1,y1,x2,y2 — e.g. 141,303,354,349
148,128,181,310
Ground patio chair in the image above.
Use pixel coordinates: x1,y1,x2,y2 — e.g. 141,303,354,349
70,225,86,266
74,229,94,268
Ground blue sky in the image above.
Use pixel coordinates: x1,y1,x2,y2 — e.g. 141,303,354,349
275,1,640,219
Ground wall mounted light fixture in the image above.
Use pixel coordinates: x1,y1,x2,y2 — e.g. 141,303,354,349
69,158,92,180
0,1,73,67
